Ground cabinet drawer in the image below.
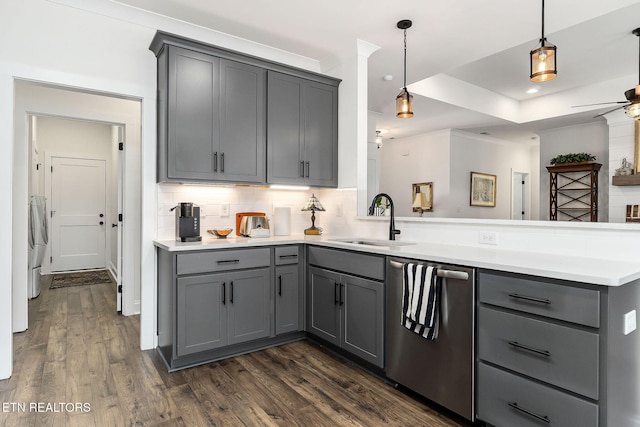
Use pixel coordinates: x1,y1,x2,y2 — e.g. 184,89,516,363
308,246,384,280
275,246,300,265
477,363,598,427
177,248,270,275
478,271,600,327
478,306,599,399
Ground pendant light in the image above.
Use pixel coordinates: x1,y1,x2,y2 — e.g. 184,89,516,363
396,19,414,118
625,28,640,120
530,0,557,82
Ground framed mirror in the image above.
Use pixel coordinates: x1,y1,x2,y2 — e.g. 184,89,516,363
412,182,433,215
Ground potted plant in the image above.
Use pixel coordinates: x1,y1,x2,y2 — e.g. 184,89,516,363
549,152,596,165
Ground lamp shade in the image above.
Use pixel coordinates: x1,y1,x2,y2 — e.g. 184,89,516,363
396,88,414,118
301,194,325,212
626,101,640,120
530,43,557,82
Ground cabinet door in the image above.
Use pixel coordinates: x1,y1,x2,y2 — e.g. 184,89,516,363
227,268,271,345
167,46,219,180
218,59,266,183
307,266,341,345
176,273,227,356
303,81,338,187
342,274,384,367
275,264,300,335
266,71,305,185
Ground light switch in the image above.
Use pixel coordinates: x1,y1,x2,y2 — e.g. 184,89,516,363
624,310,636,335
220,203,230,217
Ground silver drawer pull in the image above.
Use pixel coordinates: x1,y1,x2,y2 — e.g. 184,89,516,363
217,259,240,264
508,341,551,357
278,254,298,259
508,293,551,305
508,402,550,424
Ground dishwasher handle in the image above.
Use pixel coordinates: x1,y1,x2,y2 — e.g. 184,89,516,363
389,260,469,281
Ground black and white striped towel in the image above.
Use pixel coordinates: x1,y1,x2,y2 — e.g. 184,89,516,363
402,263,442,340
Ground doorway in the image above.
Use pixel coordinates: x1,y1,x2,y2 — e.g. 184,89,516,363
13,81,142,335
511,171,531,220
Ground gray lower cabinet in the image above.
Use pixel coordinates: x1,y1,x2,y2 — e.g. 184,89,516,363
274,245,303,335
476,269,640,427
176,272,226,356
267,71,338,188
307,247,384,368
176,268,270,357
157,247,285,370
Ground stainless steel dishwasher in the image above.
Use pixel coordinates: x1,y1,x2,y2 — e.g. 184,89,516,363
386,257,475,422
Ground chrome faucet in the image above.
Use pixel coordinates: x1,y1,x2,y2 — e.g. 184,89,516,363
368,193,401,240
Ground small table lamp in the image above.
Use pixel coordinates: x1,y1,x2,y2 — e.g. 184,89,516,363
301,193,325,235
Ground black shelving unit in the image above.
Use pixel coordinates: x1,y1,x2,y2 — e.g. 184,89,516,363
547,162,601,222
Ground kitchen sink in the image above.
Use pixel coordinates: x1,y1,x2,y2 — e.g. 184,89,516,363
329,238,415,247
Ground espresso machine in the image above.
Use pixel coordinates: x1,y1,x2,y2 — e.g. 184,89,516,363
171,202,201,242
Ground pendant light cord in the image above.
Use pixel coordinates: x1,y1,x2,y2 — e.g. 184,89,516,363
540,0,546,46
403,28,408,89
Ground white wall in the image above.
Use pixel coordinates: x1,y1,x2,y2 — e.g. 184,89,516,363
607,112,640,223
379,130,451,217
379,129,536,219
538,121,609,221
450,130,535,220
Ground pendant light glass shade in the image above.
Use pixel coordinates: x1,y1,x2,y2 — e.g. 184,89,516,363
626,101,640,120
530,42,557,82
396,20,414,119
396,88,414,118
530,0,557,82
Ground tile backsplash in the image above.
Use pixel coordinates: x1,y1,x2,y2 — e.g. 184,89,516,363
157,184,359,240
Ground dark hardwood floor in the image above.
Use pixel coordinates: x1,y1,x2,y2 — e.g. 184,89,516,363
0,278,465,426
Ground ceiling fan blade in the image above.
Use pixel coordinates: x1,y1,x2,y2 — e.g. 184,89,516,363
593,104,628,118
572,101,628,107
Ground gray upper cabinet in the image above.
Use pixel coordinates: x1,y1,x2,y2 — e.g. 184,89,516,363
151,31,339,186
166,47,219,181
157,45,266,183
218,59,265,183
267,71,338,187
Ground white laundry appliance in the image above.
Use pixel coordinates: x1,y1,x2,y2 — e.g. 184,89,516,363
28,195,48,299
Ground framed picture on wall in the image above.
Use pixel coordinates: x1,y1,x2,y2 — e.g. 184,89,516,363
470,172,496,207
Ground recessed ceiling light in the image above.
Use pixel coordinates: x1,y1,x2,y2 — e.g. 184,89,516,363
526,87,539,94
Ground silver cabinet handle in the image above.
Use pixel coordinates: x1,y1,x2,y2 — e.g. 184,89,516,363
508,341,551,357
508,402,550,424
508,293,551,305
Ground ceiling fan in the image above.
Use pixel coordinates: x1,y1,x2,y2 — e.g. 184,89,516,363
572,27,640,119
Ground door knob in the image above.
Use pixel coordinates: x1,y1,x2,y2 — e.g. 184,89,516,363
112,223,118,228
99,213,104,217
99,221,104,225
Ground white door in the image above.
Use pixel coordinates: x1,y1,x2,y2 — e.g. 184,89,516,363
50,156,107,272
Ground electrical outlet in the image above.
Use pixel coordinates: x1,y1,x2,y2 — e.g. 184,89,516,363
478,232,498,245
624,310,637,335
220,203,230,217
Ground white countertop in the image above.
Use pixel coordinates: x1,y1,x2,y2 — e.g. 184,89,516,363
154,234,640,287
